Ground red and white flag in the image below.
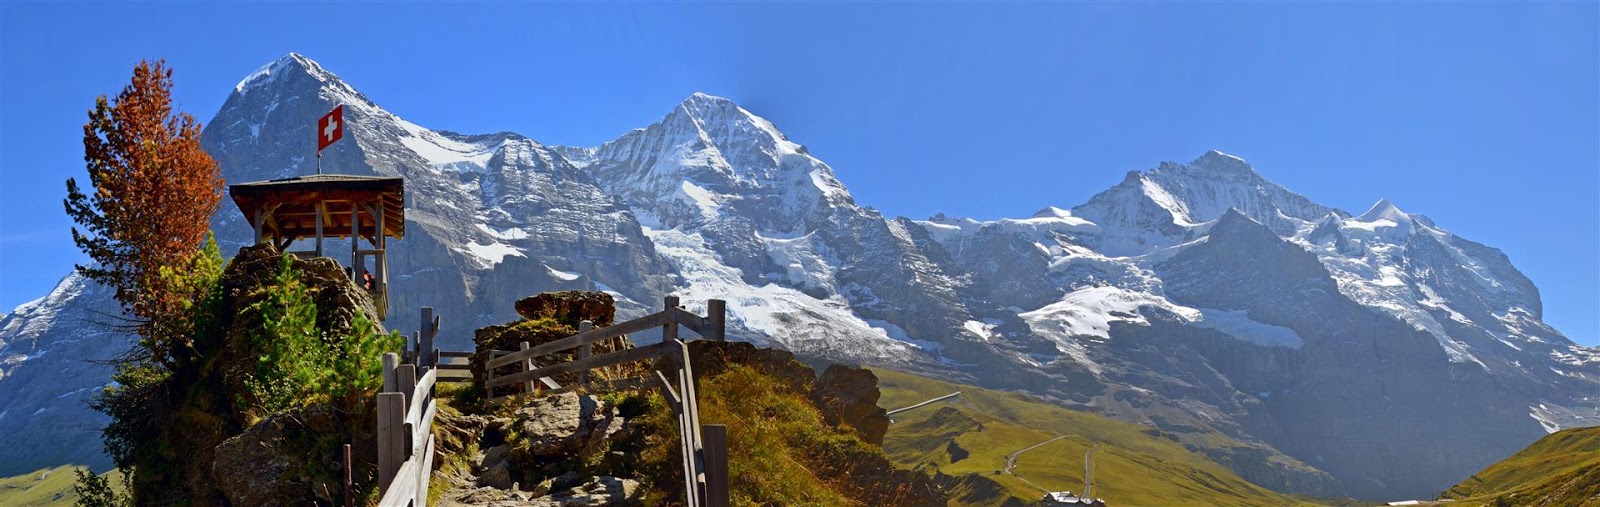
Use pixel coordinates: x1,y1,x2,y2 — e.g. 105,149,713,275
318,105,344,152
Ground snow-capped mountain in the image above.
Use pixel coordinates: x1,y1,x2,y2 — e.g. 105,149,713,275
2,53,1594,500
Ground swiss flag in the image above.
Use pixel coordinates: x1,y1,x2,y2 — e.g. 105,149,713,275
318,105,344,152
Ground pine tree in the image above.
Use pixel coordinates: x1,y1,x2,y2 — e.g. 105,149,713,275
64,59,224,367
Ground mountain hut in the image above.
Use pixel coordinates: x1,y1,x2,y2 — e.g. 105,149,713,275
229,174,404,319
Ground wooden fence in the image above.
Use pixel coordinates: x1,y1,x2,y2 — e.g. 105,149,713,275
375,350,437,507
370,308,448,506
483,296,730,507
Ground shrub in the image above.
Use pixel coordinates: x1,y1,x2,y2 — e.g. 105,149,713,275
245,253,403,414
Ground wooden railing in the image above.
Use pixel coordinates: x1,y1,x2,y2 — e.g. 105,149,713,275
375,351,437,507
371,307,446,506
482,296,730,507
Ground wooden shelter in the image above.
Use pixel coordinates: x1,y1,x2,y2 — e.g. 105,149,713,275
230,174,404,319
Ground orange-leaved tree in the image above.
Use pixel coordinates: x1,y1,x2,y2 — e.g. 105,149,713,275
65,58,224,367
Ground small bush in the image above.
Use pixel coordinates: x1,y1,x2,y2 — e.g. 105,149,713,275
72,468,128,507
244,253,402,414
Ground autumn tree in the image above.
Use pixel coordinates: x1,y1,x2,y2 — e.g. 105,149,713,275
65,59,224,367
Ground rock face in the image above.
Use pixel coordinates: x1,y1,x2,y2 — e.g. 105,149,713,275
212,405,374,507
3,53,1596,500
471,291,638,394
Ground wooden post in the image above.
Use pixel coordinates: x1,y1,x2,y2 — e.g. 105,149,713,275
376,392,405,490
702,424,729,507
397,364,417,408
577,320,593,385
520,341,534,395
408,332,418,365
420,307,436,370
342,443,353,507
663,296,680,344
707,299,726,341
350,204,361,281
375,199,386,299
253,208,265,245
315,201,325,257
381,353,399,394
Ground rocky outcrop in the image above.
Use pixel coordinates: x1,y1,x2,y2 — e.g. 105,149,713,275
472,292,638,396
430,392,649,506
812,364,890,446
212,405,377,507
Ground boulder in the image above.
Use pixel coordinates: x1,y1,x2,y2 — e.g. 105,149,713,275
211,404,370,507
514,393,609,458
812,364,890,446
514,291,616,326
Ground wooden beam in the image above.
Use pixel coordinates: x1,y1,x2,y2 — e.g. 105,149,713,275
487,311,673,369
315,201,324,257
484,340,675,389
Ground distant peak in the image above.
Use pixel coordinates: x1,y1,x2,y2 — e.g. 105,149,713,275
680,92,738,111
234,52,344,95
1032,206,1072,218
1358,198,1409,223
1189,150,1255,173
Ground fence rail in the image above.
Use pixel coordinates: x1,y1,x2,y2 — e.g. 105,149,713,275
375,350,437,507
484,296,730,507
373,298,731,506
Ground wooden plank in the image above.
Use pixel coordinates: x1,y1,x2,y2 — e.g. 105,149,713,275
520,342,534,395
655,370,681,406
396,365,417,409
436,363,473,371
703,424,729,507
487,311,672,369
577,321,593,385
413,401,436,457
414,433,435,507
376,456,419,507
406,368,437,426
486,340,675,389
420,307,436,369
439,351,474,359
672,308,709,336
381,353,399,394
707,299,726,341
376,392,405,491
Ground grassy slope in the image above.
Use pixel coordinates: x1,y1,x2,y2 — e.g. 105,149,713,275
874,367,1321,507
0,466,125,507
1441,426,1600,507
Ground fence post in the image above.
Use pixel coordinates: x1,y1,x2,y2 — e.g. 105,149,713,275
381,353,399,394
707,299,726,342
703,424,729,507
578,320,593,384
663,296,680,344
376,392,405,490
420,306,436,370
342,443,353,507
409,331,419,365
397,364,417,409
520,341,534,395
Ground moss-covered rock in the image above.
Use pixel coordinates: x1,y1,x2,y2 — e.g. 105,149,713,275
471,292,638,397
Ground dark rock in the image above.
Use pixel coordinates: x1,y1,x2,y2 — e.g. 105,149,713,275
812,364,890,446
514,291,616,326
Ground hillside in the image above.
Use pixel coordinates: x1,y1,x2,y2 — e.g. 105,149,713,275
873,367,1324,507
0,466,123,507
1440,425,1600,506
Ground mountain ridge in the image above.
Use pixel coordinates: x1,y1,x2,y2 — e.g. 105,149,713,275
2,53,1595,501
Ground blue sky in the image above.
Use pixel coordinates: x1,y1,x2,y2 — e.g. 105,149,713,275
1,2,1595,345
